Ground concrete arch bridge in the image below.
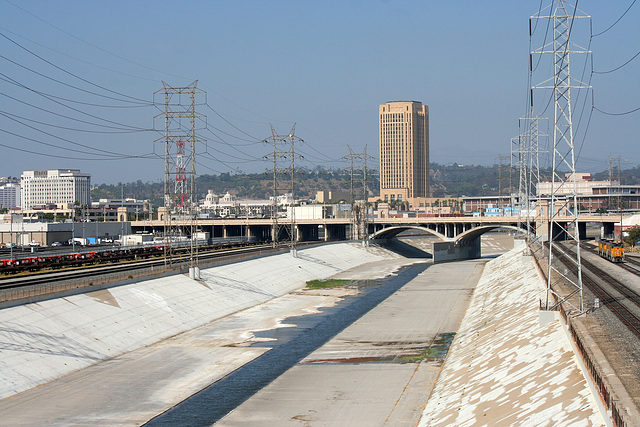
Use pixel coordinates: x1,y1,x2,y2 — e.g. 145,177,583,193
131,214,617,262
368,220,525,263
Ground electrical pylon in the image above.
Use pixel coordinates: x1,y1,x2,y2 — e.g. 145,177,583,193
532,1,591,314
511,135,527,230
521,111,547,245
343,145,373,241
263,124,303,254
155,81,204,269
496,155,510,215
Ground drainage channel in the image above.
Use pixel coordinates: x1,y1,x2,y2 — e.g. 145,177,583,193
145,262,429,426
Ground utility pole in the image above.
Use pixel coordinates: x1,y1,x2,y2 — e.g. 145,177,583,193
263,124,303,255
154,81,204,275
532,0,590,314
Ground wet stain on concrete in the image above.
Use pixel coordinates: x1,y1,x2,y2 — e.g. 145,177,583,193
303,333,456,365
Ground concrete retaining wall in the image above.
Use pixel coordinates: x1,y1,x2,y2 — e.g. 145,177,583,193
0,242,399,400
433,239,481,263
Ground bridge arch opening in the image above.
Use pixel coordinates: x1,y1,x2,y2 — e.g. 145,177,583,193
369,225,448,241
454,225,523,245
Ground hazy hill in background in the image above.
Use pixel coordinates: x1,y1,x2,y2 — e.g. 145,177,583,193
90,163,640,208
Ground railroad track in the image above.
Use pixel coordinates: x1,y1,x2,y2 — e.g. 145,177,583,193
581,243,640,277
0,243,285,291
551,244,640,336
624,256,640,272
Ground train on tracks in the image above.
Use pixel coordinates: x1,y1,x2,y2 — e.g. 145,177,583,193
598,238,625,263
0,238,259,274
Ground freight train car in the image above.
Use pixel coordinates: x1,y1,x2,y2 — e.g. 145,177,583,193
0,238,261,275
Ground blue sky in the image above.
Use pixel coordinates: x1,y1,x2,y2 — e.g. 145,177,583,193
1,0,638,184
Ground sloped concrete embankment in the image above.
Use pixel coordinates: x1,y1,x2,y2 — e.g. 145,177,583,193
418,246,606,426
0,243,400,400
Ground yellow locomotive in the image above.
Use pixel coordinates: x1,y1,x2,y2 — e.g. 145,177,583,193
598,239,625,263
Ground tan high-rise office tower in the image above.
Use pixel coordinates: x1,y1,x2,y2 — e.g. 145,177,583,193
379,101,430,202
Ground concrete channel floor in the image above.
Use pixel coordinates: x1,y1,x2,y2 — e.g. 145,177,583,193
217,259,485,426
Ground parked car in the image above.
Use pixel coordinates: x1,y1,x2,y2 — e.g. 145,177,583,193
51,241,63,247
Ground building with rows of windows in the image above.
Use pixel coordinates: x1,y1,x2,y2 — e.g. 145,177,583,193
0,179,21,209
20,169,90,210
379,101,430,204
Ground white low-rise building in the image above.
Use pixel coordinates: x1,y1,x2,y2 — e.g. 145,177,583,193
20,169,90,210
201,191,272,218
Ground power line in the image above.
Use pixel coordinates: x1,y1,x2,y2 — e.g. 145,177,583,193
0,53,151,106
0,91,145,131
0,110,151,134
0,73,152,108
0,25,164,84
204,103,262,142
594,105,640,116
0,111,152,157
0,31,150,104
0,127,155,160
4,0,196,83
593,49,640,74
196,116,262,146
530,0,555,73
592,0,637,37
0,75,147,130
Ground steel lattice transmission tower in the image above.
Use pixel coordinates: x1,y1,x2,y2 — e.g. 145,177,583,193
263,124,303,254
154,81,204,270
155,81,203,213
511,134,527,231
496,155,510,215
522,111,547,244
343,145,373,242
532,1,590,313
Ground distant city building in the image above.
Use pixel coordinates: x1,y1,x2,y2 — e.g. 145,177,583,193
201,191,272,218
20,169,90,210
461,172,640,215
315,190,351,203
536,173,618,196
91,198,149,213
0,182,21,209
379,100,430,202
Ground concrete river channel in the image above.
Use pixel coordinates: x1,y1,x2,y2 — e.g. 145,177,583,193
146,263,433,425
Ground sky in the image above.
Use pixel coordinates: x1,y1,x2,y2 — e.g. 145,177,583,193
1,0,638,184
